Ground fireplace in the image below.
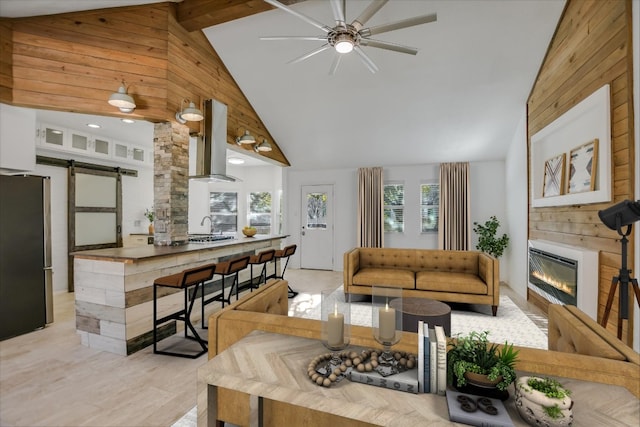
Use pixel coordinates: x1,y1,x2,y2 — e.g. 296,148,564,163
528,240,598,321
529,248,577,305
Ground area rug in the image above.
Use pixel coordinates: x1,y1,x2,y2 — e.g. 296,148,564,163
289,288,548,350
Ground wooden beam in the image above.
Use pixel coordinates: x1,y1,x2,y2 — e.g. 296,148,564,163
176,0,307,32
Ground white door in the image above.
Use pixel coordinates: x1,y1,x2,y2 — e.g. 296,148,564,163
300,185,334,270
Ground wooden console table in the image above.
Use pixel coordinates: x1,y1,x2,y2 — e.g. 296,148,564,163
197,330,639,426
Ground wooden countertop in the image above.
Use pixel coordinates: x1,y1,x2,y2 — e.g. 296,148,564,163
72,234,287,262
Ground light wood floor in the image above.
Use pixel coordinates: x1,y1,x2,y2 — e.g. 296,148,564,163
0,269,545,427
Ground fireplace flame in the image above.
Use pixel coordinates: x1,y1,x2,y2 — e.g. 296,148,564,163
531,271,576,296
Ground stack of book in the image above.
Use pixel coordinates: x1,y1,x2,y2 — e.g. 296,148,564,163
418,321,447,395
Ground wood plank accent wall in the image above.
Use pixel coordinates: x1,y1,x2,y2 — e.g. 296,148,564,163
0,20,12,103
527,0,636,344
1,3,289,166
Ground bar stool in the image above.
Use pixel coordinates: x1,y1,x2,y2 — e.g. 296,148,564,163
202,255,250,321
153,263,215,358
247,249,276,290
271,244,298,298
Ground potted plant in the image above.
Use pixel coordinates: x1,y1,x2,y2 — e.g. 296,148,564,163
473,216,509,258
145,206,155,234
447,330,519,392
515,376,573,426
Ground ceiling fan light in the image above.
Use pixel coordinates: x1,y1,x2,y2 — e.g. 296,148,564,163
236,130,256,145
335,38,354,54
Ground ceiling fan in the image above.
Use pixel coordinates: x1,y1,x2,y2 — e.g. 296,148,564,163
261,0,437,74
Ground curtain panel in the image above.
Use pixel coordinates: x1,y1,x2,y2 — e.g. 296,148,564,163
357,167,384,248
438,162,471,250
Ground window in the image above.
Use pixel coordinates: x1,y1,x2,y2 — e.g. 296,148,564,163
306,192,327,229
420,183,440,232
209,192,237,233
248,192,272,234
384,184,404,232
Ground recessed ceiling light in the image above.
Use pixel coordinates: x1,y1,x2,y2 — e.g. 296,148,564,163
121,118,135,124
228,157,245,165
87,123,101,129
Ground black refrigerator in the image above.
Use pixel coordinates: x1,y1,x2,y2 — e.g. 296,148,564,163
0,174,53,340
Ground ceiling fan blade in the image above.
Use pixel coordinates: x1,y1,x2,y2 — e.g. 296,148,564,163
329,53,342,76
330,0,346,26
353,46,379,73
287,44,331,64
361,13,437,37
261,36,327,41
360,38,418,55
352,0,388,31
264,0,332,33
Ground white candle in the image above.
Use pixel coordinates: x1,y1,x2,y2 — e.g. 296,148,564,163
327,304,344,347
378,302,396,342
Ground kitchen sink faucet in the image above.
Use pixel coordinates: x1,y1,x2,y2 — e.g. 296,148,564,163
200,215,215,234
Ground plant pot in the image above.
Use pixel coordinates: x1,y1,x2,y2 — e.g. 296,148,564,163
515,376,573,427
463,372,502,388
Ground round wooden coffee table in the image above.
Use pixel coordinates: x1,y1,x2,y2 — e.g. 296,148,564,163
389,297,451,336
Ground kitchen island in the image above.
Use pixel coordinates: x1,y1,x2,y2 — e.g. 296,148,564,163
72,235,287,355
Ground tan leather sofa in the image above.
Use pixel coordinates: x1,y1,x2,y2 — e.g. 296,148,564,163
201,280,639,427
344,247,500,315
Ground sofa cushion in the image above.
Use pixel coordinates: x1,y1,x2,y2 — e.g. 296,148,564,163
416,271,487,294
359,248,417,270
353,267,415,289
415,250,480,275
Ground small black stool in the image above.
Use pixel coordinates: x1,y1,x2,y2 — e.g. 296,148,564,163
248,249,276,290
270,244,298,298
153,263,215,358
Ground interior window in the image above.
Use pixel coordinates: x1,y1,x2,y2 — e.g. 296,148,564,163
248,192,272,234
209,192,237,233
420,183,440,232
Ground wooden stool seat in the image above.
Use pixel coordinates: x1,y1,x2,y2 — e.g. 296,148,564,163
248,249,276,290
153,263,216,358
202,256,250,320
268,244,298,298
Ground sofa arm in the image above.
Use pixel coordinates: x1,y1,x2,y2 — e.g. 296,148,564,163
343,248,360,290
478,252,499,303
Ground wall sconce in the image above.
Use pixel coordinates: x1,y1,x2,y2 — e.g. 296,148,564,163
254,138,272,153
108,81,136,113
175,99,204,123
235,130,256,145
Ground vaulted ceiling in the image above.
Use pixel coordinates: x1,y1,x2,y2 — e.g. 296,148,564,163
0,0,566,171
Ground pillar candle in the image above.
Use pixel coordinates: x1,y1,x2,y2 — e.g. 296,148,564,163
327,306,344,347
378,303,396,342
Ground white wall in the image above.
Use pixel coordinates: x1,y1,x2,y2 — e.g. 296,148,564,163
284,161,509,279
505,109,530,299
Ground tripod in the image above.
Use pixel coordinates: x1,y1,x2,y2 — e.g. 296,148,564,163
600,223,640,339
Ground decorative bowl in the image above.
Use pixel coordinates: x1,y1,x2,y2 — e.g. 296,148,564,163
242,228,257,237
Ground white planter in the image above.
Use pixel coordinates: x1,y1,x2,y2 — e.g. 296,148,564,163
515,376,573,427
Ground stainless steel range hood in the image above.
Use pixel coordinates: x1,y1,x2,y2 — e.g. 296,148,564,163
189,99,240,182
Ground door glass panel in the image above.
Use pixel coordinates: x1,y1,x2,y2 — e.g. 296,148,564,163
45,127,64,145
306,192,327,229
76,174,116,207
71,134,88,150
75,212,116,245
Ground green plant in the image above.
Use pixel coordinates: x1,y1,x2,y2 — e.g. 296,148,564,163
447,330,519,391
524,377,571,419
473,216,509,258
144,206,154,223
